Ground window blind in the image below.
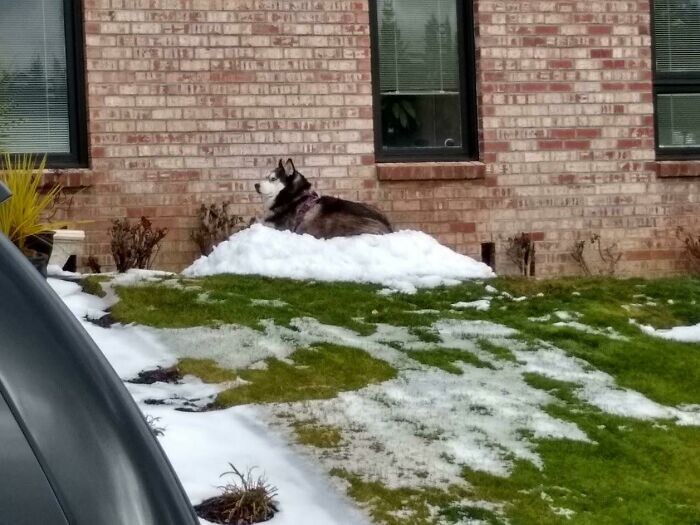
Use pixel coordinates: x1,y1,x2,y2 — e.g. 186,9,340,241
654,0,700,73
0,0,70,154
657,93,700,148
377,0,459,94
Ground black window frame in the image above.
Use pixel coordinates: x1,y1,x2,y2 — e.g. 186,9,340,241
369,0,478,163
651,0,700,160
4,0,88,168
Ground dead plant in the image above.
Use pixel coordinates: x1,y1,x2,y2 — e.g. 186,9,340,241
506,232,536,277
191,202,246,256
570,239,591,276
677,226,700,274
194,464,278,525
570,233,622,276
109,216,168,272
592,233,621,276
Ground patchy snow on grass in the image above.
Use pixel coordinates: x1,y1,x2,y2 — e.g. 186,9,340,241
251,298,289,308
183,224,494,293
50,274,700,522
278,362,588,486
553,311,581,321
451,299,491,311
633,320,700,343
50,277,370,525
514,342,700,425
260,317,700,486
552,321,628,341
111,268,176,285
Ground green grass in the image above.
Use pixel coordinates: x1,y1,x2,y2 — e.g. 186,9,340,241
81,275,109,297
109,274,700,524
293,421,343,449
478,339,517,362
463,392,700,525
331,469,499,525
406,348,494,374
332,470,501,525
113,275,700,408
214,344,397,407
178,358,237,383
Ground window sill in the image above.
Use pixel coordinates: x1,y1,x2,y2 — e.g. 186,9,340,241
41,168,92,192
376,161,485,182
656,161,700,178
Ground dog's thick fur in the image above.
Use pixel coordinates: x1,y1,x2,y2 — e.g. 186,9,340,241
255,159,393,238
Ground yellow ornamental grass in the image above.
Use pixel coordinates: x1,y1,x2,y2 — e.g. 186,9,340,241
0,153,70,251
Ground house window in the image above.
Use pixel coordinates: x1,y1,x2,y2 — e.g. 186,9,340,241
653,0,700,157
370,0,477,162
0,0,86,167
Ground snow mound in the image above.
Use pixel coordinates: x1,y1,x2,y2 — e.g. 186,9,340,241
183,224,494,293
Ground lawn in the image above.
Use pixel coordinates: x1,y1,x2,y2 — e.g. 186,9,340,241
101,274,700,524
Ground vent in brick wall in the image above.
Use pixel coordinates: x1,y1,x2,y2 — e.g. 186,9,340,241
481,242,495,270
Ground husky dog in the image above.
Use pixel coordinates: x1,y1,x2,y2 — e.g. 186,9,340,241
254,159,393,238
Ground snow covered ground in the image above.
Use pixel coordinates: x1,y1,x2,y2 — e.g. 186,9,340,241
48,278,370,525
183,224,494,293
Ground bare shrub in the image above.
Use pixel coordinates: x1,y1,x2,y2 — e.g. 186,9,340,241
191,202,246,256
506,232,536,277
677,226,700,274
194,464,278,525
109,216,168,273
570,239,591,276
570,233,622,276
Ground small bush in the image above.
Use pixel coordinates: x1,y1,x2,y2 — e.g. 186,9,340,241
109,216,167,273
194,464,278,525
677,226,700,274
0,153,69,251
191,202,246,256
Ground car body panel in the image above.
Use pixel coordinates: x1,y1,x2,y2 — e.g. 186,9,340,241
0,233,198,525
0,390,69,525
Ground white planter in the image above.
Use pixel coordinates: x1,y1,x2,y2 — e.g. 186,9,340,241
49,230,86,268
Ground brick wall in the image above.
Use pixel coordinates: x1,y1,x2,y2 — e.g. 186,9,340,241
60,0,700,276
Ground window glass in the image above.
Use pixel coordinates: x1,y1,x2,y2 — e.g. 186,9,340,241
657,94,700,149
377,0,462,151
0,0,70,154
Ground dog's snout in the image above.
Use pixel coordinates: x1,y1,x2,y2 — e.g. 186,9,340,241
254,183,260,193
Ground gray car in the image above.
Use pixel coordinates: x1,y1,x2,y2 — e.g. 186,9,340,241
0,182,198,524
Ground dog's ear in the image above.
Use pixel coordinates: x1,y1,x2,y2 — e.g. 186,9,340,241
278,159,284,169
284,158,295,176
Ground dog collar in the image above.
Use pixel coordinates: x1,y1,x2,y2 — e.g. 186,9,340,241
294,191,321,232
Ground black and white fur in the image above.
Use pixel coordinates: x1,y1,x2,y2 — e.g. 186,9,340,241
255,159,393,238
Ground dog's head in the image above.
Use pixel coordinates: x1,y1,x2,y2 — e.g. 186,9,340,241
255,158,311,210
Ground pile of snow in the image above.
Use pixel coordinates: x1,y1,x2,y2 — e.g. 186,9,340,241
634,320,700,343
183,225,494,293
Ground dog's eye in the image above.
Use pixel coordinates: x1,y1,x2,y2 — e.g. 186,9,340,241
268,175,275,182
